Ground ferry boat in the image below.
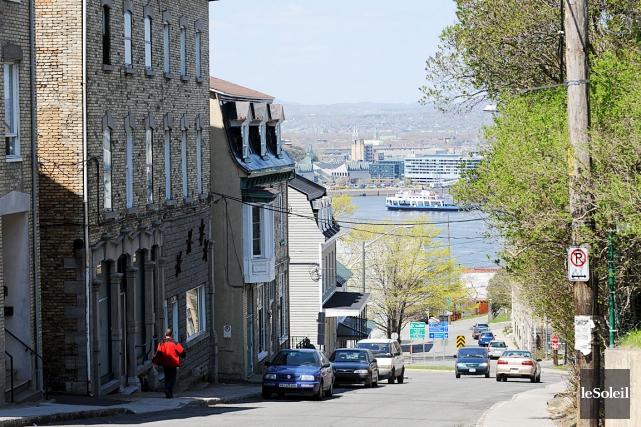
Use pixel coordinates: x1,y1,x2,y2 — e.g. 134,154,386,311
385,190,469,211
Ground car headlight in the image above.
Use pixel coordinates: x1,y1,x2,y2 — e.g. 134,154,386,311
301,374,315,381
264,373,276,380
479,363,488,367
379,365,392,370
354,370,368,374
456,363,466,368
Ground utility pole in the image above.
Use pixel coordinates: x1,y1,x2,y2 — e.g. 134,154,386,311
564,0,600,424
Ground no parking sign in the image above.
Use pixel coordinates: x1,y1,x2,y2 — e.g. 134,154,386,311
568,247,589,282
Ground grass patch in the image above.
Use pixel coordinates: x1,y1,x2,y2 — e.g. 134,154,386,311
620,329,641,349
406,365,455,371
489,312,510,323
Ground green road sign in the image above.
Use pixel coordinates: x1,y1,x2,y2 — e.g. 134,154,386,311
409,322,426,339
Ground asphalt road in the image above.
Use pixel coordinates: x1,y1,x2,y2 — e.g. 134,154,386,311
48,369,554,427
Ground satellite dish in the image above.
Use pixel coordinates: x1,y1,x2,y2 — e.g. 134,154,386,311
391,332,399,340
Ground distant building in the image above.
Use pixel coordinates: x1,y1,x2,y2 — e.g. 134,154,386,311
331,162,370,184
351,140,374,162
369,158,405,181
405,154,482,184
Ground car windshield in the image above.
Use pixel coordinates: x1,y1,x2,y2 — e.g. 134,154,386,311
458,349,487,358
503,351,532,358
330,350,368,363
480,332,493,337
271,351,319,366
356,342,391,356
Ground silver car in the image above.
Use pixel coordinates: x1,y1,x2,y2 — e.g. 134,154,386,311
487,340,508,359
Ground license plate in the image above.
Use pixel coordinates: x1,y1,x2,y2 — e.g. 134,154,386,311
279,383,298,388
468,368,476,372
510,368,519,372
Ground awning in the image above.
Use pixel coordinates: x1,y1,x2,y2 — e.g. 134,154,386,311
336,261,352,287
322,291,369,317
337,316,374,339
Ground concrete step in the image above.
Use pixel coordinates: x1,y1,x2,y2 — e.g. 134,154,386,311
11,388,42,404
5,377,31,403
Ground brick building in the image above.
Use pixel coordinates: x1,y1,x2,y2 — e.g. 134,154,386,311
209,77,294,380
0,0,42,403
35,0,215,396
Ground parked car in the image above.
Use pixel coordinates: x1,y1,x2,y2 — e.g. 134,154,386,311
487,340,508,359
355,338,405,383
478,330,495,347
472,325,489,339
454,346,491,378
262,349,335,400
496,350,542,383
329,348,379,387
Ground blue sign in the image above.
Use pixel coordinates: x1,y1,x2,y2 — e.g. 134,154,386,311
428,322,449,339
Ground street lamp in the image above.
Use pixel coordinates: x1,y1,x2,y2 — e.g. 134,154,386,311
362,225,414,293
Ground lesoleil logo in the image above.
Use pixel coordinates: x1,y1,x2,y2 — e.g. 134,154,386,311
580,369,630,420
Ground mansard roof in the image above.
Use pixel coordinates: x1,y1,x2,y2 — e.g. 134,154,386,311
289,175,326,201
209,77,274,102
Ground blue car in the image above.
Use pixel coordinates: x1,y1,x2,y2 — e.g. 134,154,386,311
455,346,490,378
262,349,335,400
478,330,495,347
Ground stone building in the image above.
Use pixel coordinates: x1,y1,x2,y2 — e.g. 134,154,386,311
0,0,42,403
209,77,294,380
35,0,215,396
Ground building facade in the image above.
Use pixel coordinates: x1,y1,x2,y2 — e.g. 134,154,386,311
209,77,294,380
404,154,482,184
0,0,41,403
288,175,368,354
35,0,213,396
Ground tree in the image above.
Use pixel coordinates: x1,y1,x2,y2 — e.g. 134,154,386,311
486,270,513,314
331,194,356,220
420,0,641,112
340,217,471,341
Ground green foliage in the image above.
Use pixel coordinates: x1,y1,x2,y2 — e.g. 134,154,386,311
339,216,471,340
486,270,513,311
619,329,641,349
331,194,357,220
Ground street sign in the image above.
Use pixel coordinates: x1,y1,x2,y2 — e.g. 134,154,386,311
552,343,559,350
551,335,559,344
456,335,465,348
409,322,426,339
568,247,589,282
428,322,449,339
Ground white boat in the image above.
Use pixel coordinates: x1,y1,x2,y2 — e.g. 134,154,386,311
385,190,469,211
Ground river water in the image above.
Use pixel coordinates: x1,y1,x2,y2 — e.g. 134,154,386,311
343,195,501,269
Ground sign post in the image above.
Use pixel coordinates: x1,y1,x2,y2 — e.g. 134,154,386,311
552,335,559,366
428,322,449,365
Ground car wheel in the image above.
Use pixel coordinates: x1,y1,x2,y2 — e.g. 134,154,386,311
536,372,541,383
388,369,396,384
455,371,461,379
496,375,501,382
530,374,536,383
365,374,372,388
397,367,405,383
262,388,271,399
485,371,490,378
314,381,324,401
502,376,508,382
326,380,334,397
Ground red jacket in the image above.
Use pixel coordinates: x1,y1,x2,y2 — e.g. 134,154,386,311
155,339,185,368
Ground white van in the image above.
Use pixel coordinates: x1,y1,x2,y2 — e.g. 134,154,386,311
355,338,405,384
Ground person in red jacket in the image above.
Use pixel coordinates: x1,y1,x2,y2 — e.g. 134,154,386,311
153,328,186,398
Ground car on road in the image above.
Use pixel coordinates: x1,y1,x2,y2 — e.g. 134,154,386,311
454,346,490,378
329,348,379,387
355,338,405,384
478,330,495,347
495,350,542,383
472,325,489,339
471,322,489,330
487,340,508,359
262,349,335,400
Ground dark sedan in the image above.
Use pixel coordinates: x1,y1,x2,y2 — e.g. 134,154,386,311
454,346,491,378
472,325,489,339
262,349,335,400
329,348,379,387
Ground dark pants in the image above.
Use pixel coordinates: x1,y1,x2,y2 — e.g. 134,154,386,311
163,366,177,393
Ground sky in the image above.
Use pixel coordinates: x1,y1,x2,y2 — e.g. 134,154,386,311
209,1,458,105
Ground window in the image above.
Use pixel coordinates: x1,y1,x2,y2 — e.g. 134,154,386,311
135,251,147,364
258,284,266,356
194,28,201,79
186,285,206,339
144,15,152,70
279,273,287,340
102,5,111,65
163,18,170,74
181,129,187,197
145,127,154,204
125,124,134,208
164,114,172,200
124,11,133,68
196,128,202,195
103,128,112,210
278,192,284,242
4,63,19,158
252,205,262,257
179,22,186,77
164,296,178,340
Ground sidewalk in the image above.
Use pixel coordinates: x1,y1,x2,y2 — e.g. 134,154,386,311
0,381,263,427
